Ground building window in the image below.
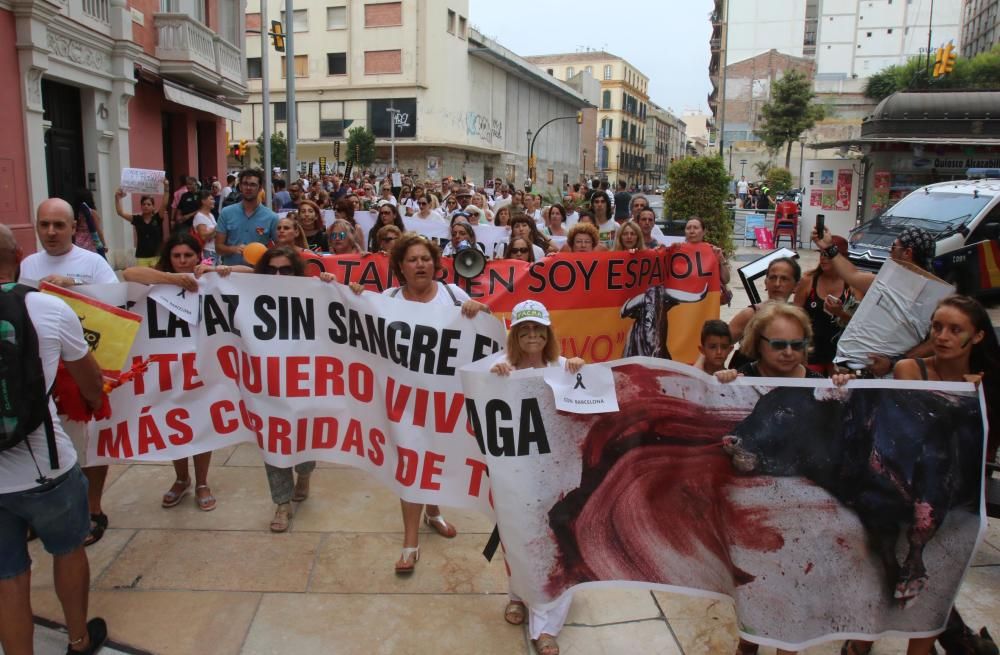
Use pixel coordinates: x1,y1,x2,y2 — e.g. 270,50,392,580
327,52,347,75
585,65,592,74
566,66,575,78
246,12,261,33
280,55,309,78
247,57,262,79
604,64,612,80
602,90,611,109
369,98,417,138
274,102,287,122
326,6,346,29
458,15,467,38
447,9,455,33
547,68,554,75
364,49,402,75
280,9,308,32
320,120,348,138
600,118,612,137
364,2,402,27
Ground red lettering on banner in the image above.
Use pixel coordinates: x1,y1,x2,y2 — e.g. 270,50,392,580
210,400,239,434
465,458,489,497
181,353,203,390
434,392,465,433
396,446,418,486
150,353,178,391
239,400,264,447
413,387,428,426
315,356,344,395
131,356,147,394
385,377,466,434
385,377,410,422
420,451,444,490
349,363,374,402
137,407,166,455
243,351,262,393
267,416,293,454
165,408,193,445
312,417,338,449
97,421,134,459
216,346,377,400
286,357,309,397
342,419,365,456
368,428,385,466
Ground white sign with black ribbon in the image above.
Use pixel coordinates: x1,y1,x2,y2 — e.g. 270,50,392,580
543,363,619,414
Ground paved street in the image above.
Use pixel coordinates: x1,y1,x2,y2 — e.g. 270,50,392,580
20,247,1000,655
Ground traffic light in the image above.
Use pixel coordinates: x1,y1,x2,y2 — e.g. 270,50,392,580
239,139,248,157
942,42,957,74
576,111,583,125
232,143,241,158
271,20,285,53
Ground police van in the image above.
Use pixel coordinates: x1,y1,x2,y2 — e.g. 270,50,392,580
848,172,1000,293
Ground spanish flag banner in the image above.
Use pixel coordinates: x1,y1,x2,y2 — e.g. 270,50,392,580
41,282,143,378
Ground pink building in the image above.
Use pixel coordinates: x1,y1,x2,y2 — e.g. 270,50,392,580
0,0,246,262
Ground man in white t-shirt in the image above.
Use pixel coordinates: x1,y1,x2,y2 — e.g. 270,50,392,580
0,225,108,654
19,198,118,288
18,198,117,547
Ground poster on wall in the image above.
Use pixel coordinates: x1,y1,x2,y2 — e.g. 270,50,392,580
872,171,891,213
426,157,440,179
821,190,836,210
820,170,834,185
810,190,822,207
835,170,853,211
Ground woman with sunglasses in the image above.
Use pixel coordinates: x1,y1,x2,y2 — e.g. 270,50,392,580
490,300,584,655
368,202,407,252
375,224,402,254
504,236,535,263
793,234,858,375
251,246,336,531
716,301,820,655
349,233,489,573
328,220,362,255
123,234,233,512
509,214,554,259
412,195,444,223
442,219,480,257
296,199,328,253
470,193,494,224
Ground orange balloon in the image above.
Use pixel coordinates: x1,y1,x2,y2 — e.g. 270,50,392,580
243,242,267,265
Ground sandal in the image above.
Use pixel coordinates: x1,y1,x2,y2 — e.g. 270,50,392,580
395,546,420,575
67,616,108,654
195,485,216,512
533,633,560,655
270,503,292,533
504,600,526,625
840,642,872,655
423,512,457,538
84,513,107,547
292,473,310,502
161,479,191,508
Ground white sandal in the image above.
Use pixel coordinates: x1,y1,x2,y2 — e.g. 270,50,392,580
395,546,419,574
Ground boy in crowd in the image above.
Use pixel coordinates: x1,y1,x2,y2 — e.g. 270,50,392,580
694,320,734,375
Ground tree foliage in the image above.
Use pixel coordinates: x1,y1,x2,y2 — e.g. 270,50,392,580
346,126,377,168
765,167,793,193
864,43,1000,100
752,160,773,179
664,156,733,255
755,70,825,169
255,131,288,172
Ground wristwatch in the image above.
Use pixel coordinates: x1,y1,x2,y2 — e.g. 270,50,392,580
822,244,839,259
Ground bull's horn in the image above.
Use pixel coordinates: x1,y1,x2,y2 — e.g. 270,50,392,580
664,284,709,304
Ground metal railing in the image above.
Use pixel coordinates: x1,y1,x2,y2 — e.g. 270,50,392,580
82,0,110,23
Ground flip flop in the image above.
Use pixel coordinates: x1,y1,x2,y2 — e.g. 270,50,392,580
423,513,457,538
195,485,216,512
84,513,107,547
504,600,526,625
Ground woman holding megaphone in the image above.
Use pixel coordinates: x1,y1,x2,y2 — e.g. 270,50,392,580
349,232,490,573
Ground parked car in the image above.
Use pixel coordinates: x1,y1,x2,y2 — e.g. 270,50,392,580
848,177,1000,272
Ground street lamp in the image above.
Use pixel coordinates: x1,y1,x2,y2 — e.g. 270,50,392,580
582,148,588,180
386,107,400,173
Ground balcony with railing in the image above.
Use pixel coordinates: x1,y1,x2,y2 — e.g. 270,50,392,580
154,13,246,100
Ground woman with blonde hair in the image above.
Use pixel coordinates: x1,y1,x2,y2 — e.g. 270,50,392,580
613,220,645,252
328,219,362,255
275,215,309,251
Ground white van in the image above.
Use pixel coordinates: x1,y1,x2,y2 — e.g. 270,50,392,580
848,176,1000,271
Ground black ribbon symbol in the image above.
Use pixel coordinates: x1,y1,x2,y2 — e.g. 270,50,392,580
573,373,585,390
177,289,187,299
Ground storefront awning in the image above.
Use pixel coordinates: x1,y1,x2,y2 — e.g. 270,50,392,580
810,136,1000,149
162,80,242,122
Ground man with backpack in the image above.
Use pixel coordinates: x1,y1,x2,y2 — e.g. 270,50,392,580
0,224,108,654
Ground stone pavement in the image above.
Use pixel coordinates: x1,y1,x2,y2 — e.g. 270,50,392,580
19,246,1000,655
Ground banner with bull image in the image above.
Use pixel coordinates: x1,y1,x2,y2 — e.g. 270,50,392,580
460,358,988,649
302,246,721,364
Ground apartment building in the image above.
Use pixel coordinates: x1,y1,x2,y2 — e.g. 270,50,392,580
961,0,1000,57
233,0,590,192
524,52,650,187
0,0,247,261
644,104,686,189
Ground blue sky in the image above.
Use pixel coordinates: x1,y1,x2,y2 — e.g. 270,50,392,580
468,0,714,115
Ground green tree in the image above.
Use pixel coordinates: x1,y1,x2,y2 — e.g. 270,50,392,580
346,126,376,168
255,131,288,172
765,167,793,193
755,70,826,170
752,160,772,180
863,44,1000,100
664,156,733,255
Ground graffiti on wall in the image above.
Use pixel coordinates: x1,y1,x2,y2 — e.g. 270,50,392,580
466,112,504,144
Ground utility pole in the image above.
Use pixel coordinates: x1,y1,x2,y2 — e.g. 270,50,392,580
261,0,271,206
717,0,729,157
386,107,399,172
925,0,935,81
285,0,297,179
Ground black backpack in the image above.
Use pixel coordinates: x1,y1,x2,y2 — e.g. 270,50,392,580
221,189,241,208
0,284,58,470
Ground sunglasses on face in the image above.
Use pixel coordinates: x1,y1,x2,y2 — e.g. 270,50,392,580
760,337,810,351
510,247,529,254
331,232,348,240
265,265,295,275
418,201,428,206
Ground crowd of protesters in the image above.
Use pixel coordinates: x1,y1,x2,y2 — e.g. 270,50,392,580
2,165,998,655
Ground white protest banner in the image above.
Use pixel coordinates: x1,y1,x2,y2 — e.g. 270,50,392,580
88,274,506,512
543,364,618,414
120,168,166,195
147,283,200,325
461,357,986,650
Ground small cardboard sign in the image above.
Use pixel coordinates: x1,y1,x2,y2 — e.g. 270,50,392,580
120,168,165,195
543,364,619,414
148,282,200,325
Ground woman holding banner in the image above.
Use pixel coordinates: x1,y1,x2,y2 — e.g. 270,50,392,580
489,300,584,655
123,233,235,512
296,200,328,253
509,214,552,259
332,197,365,248
367,202,406,253
503,236,536,263
613,220,645,252
793,234,857,376
349,233,489,573
274,216,309,252
564,223,603,253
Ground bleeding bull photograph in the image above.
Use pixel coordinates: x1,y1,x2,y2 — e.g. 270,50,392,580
460,358,989,650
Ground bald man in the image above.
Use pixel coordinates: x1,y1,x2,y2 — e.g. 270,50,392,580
19,198,117,287
0,224,109,654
